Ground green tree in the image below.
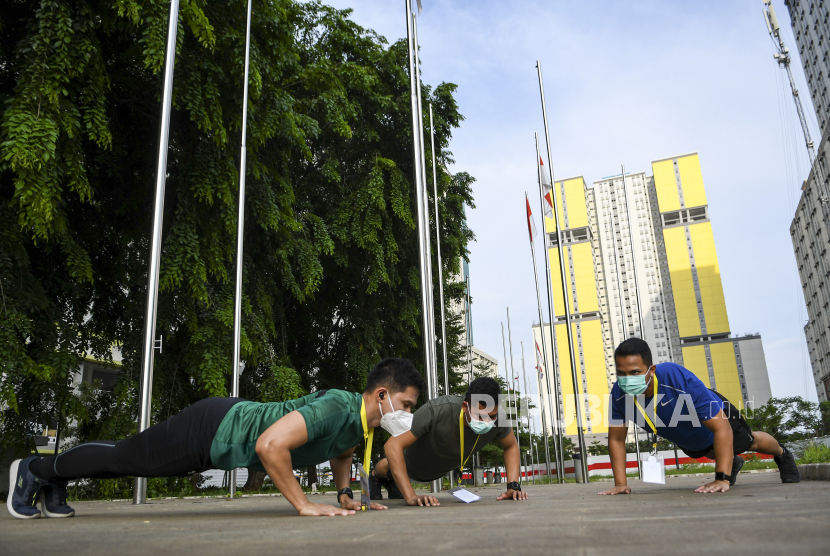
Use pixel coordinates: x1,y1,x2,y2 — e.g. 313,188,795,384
1,0,474,463
742,397,822,442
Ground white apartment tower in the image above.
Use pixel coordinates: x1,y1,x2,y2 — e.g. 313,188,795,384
593,171,675,377
785,0,830,132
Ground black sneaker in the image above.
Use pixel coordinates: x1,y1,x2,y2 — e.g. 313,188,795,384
369,472,383,500
7,457,49,519
40,481,74,518
774,446,801,483
729,455,744,486
377,475,405,500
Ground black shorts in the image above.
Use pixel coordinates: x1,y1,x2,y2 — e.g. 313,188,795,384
679,391,754,459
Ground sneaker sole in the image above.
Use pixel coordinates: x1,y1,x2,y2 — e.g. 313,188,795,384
40,499,75,518
7,459,41,520
730,457,745,486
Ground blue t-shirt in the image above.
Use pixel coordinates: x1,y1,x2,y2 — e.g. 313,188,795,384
610,362,724,451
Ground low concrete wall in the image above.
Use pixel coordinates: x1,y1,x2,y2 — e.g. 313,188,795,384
797,463,830,480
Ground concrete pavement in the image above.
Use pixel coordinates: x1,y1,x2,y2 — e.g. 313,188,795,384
1,474,827,555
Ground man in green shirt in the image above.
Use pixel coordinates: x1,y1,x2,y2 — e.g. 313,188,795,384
7,358,425,520
370,377,529,506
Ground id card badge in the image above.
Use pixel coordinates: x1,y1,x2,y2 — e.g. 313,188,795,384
358,466,371,510
642,454,666,485
448,487,480,504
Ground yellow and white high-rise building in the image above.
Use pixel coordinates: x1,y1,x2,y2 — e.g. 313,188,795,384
650,153,770,409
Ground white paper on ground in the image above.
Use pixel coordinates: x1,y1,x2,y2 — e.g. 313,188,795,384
449,487,480,503
642,454,666,484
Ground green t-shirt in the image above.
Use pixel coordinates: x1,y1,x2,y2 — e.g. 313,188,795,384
210,390,364,472
403,395,511,482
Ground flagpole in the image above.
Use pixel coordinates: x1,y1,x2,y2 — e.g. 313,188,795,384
228,0,253,501
535,134,565,482
406,1,440,495
526,192,554,481
412,13,440,403
506,308,523,483
536,61,590,482
134,0,180,505
500,323,515,436
532,344,552,481
429,103,449,396
520,342,537,484
465,274,473,384
405,0,433,397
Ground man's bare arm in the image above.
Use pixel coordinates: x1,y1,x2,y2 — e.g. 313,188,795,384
598,425,631,495
330,447,387,511
384,431,439,506
496,431,529,500
696,408,734,494
255,411,354,516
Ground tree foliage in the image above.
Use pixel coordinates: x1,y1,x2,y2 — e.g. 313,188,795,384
742,397,830,441
1,0,474,457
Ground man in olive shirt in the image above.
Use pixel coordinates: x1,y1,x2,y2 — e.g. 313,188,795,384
371,377,529,506
8,358,425,520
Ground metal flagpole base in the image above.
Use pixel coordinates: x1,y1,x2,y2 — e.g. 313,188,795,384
229,469,237,498
133,477,147,504
431,479,442,493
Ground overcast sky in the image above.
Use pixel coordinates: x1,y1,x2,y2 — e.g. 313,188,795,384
321,0,819,403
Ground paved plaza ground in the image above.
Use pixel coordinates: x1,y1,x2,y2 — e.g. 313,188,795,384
1,473,827,555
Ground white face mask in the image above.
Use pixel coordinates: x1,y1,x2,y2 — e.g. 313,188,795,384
378,394,413,437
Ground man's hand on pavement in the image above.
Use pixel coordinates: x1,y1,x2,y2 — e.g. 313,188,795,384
298,502,356,516
340,498,388,511
497,489,528,501
597,485,631,495
406,494,440,507
695,480,730,493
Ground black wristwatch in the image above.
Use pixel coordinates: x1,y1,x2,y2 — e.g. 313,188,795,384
714,472,732,483
337,487,354,504
506,481,521,492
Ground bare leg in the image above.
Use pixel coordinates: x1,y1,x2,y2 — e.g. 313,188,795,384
749,431,784,456
373,458,390,479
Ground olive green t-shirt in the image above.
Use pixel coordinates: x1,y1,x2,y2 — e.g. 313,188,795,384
403,395,511,482
209,390,364,472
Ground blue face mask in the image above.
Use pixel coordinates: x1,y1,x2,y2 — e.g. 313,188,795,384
618,371,652,396
469,416,495,434
466,407,496,434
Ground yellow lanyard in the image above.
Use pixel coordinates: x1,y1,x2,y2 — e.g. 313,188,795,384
459,409,481,470
633,373,659,454
360,399,374,474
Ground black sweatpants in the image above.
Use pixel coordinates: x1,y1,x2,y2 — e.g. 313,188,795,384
29,397,244,482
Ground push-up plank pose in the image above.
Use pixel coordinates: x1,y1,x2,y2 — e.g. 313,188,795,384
7,358,425,519
598,338,800,496
370,377,529,506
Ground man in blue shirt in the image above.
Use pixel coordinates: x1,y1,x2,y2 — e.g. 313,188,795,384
598,338,800,495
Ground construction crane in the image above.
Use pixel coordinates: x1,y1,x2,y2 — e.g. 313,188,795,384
762,0,829,205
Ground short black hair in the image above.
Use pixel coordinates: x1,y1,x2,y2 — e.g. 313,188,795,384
464,377,500,407
364,358,426,395
614,338,653,368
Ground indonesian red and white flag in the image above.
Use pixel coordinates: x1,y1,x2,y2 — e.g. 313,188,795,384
539,157,553,218
535,341,545,375
526,194,537,242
